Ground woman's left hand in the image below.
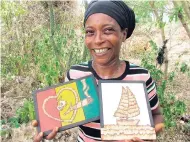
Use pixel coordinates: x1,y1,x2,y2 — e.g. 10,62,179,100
125,137,155,142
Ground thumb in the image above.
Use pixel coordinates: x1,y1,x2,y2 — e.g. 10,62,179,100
155,123,164,133
32,120,38,127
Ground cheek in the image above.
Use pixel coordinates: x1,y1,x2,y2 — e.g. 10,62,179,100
85,38,91,49
112,38,122,51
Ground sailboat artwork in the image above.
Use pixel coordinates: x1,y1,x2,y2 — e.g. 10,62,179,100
100,85,156,140
114,86,140,125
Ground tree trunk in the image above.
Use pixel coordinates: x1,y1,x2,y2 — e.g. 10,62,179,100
48,2,64,75
149,1,165,42
164,47,168,80
181,1,190,20
83,0,88,10
173,1,190,39
149,1,168,80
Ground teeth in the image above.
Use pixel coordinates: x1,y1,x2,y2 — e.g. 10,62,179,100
94,48,108,53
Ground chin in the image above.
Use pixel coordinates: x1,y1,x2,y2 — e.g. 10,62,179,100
92,56,113,66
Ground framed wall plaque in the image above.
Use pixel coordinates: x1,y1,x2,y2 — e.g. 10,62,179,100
33,75,100,136
98,80,156,141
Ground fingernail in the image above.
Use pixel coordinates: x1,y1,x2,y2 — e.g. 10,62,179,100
40,132,43,137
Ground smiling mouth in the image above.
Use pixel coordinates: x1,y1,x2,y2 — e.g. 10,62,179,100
93,48,110,54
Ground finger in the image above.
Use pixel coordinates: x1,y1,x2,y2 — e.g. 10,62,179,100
45,127,59,140
155,123,164,133
33,133,37,141
125,140,133,142
34,132,43,142
32,120,38,127
132,137,144,142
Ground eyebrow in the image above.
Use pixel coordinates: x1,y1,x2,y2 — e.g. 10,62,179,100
102,24,115,27
85,23,115,29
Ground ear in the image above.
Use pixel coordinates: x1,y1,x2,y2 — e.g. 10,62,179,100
122,28,128,42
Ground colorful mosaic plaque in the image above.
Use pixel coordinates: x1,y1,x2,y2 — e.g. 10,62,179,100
33,75,99,136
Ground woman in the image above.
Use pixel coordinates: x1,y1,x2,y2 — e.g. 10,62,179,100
33,1,164,142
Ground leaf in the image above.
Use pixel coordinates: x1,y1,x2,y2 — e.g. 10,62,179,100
180,62,188,73
40,64,48,72
8,117,20,128
169,71,175,82
0,120,6,125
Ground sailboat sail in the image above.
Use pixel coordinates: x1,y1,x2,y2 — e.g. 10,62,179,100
114,86,129,118
114,86,140,119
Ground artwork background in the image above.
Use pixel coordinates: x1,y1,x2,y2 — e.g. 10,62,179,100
55,82,85,127
101,83,151,126
37,89,61,132
76,77,100,119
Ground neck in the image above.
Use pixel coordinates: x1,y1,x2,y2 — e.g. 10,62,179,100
92,59,121,79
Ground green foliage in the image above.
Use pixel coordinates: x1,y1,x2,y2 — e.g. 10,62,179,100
169,1,190,23
125,1,167,26
169,6,182,22
125,1,152,23
8,117,20,128
0,120,6,125
1,1,34,78
156,21,166,29
0,1,26,29
0,99,35,135
0,128,11,137
1,1,90,86
141,40,186,129
1,2,90,136
180,62,189,73
1,54,30,77
141,40,163,82
168,71,175,82
33,25,88,86
149,40,158,51
16,99,35,124
0,99,35,137
174,62,190,77
159,90,186,128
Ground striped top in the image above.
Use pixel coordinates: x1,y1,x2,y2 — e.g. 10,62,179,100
66,60,159,142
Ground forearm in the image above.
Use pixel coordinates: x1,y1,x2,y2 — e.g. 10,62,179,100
152,106,164,134
153,113,164,125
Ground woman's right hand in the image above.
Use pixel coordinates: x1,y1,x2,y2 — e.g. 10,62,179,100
32,120,59,142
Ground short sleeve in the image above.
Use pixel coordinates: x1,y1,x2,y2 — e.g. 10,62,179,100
64,76,69,82
64,70,71,82
146,72,159,110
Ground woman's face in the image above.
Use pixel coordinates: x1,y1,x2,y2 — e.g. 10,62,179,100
85,13,127,66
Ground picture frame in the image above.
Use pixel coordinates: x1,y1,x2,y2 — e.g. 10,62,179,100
98,80,156,140
33,75,100,136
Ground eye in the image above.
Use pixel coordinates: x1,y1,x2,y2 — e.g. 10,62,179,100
85,29,94,36
104,27,114,34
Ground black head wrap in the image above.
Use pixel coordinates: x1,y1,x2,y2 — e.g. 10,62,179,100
84,0,135,39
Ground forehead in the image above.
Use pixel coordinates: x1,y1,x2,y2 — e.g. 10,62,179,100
85,13,120,28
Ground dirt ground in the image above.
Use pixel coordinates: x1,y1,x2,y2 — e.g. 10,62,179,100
1,22,190,142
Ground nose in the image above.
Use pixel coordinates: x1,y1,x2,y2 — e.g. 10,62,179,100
94,31,104,45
